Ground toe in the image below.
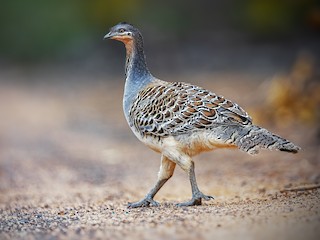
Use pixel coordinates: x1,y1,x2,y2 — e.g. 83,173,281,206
196,191,214,201
149,200,160,207
177,198,202,207
127,200,148,208
127,198,160,208
127,202,144,208
176,192,214,207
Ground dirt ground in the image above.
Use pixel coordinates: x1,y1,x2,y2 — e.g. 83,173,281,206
0,69,319,240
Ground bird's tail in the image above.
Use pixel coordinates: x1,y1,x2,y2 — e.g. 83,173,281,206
233,125,301,155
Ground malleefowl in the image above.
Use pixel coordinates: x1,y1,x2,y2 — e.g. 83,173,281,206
104,22,300,208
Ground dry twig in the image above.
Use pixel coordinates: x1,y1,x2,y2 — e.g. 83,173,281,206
280,184,320,193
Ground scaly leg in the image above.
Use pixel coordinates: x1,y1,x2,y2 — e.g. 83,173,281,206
128,155,176,208
177,161,214,206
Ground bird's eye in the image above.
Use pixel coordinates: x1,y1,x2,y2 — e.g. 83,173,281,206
119,28,125,33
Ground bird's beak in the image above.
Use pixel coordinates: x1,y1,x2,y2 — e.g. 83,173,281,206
103,31,114,40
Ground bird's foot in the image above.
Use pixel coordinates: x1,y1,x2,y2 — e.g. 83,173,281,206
128,196,160,208
177,192,214,207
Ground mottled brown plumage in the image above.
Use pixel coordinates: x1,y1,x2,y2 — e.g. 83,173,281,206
130,81,252,138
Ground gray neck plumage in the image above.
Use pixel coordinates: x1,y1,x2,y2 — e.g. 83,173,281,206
123,34,153,121
125,35,151,80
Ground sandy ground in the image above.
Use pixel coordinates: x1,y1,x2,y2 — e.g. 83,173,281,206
0,70,319,240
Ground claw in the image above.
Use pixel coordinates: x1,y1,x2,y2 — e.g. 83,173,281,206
128,197,160,208
202,195,214,201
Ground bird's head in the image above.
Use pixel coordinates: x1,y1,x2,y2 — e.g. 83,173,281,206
104,22,139,44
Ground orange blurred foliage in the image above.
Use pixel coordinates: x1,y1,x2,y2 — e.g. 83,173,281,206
254,53,320,127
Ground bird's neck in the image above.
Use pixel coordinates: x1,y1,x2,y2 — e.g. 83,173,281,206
124,38,151,81
122,37,153,121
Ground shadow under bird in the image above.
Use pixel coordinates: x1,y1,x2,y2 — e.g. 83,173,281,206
104,22,300,208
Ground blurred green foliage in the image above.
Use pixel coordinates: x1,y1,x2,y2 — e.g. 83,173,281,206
0,0,143,60
241,0,316,37
0,0,318,61
1,0,88,59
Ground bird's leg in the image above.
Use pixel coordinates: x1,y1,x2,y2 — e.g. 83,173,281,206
177,161,214,207
127,179,166,208
128,155,176,208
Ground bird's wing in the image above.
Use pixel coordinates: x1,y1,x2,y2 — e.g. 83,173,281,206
129,81,252,137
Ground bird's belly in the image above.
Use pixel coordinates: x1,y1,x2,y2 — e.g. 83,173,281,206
175,131,237,156
132,128,237,156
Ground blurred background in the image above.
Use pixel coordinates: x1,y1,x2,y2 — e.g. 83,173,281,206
1,0,320,74
0,0,320,210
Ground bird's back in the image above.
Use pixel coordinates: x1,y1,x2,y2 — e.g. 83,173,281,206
129,80,251,136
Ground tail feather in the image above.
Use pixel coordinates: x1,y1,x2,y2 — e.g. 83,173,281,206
234,125,301,155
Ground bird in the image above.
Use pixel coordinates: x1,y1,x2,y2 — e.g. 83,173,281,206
104,22,301,208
